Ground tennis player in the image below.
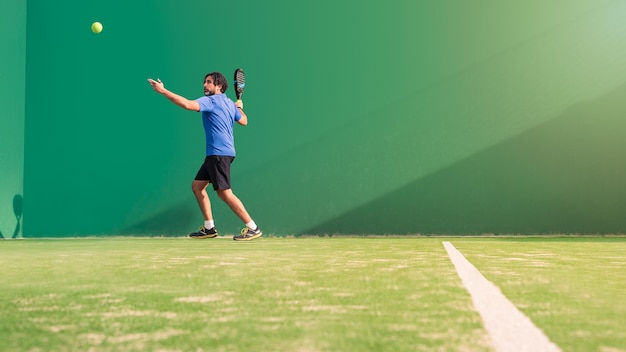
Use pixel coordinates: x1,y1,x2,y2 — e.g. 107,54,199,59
147,72,262,241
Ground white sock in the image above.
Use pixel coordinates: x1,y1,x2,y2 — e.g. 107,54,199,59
204,220,215,229
245,220,257,230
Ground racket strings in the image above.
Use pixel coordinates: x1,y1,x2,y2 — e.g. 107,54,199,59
235,70,245,92
234,69,245,99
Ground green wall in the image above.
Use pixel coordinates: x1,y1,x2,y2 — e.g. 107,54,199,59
22,0,626,236
0,0,26,239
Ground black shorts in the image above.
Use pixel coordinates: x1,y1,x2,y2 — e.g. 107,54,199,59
194,155,235,191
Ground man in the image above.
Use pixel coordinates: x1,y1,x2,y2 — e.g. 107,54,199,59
147,72,262,241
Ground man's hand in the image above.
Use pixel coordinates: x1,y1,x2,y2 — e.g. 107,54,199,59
147,78,166,94
235,100,244,110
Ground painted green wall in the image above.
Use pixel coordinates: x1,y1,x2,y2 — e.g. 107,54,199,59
0,0,26,239
23,0,626,236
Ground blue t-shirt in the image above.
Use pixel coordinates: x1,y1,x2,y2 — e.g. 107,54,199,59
195,93,242,156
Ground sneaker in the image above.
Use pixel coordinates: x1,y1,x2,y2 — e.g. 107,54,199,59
233,227,262,241
189,226,218,239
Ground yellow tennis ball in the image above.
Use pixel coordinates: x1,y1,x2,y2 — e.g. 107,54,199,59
91,22,103,34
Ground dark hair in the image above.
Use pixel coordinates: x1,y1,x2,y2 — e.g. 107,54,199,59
204,72,228,93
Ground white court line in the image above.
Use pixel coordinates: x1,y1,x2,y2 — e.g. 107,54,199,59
443,241,561,352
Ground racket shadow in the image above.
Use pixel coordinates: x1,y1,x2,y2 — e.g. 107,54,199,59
0,194,23,239
12,194,23,238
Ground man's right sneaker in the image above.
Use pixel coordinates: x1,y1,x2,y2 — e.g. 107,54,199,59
233,227,262,241
189,226,218,239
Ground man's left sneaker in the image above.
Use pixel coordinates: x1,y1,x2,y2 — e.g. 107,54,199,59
233,227,262,241
189,226,218,239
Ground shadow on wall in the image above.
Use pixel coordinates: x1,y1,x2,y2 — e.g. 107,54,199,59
304,83,626,235
118,81,626,237
120,200,198,236
1,194,23,239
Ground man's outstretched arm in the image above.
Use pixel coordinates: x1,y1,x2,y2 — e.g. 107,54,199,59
147,78,200,111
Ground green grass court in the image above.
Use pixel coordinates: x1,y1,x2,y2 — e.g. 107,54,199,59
1,237,625,351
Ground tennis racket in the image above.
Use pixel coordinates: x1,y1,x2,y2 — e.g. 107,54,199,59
233,68,245,103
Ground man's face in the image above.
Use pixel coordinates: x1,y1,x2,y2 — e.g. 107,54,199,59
203,76,221,96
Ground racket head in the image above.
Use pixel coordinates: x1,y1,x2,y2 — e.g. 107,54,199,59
233,68,245,101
